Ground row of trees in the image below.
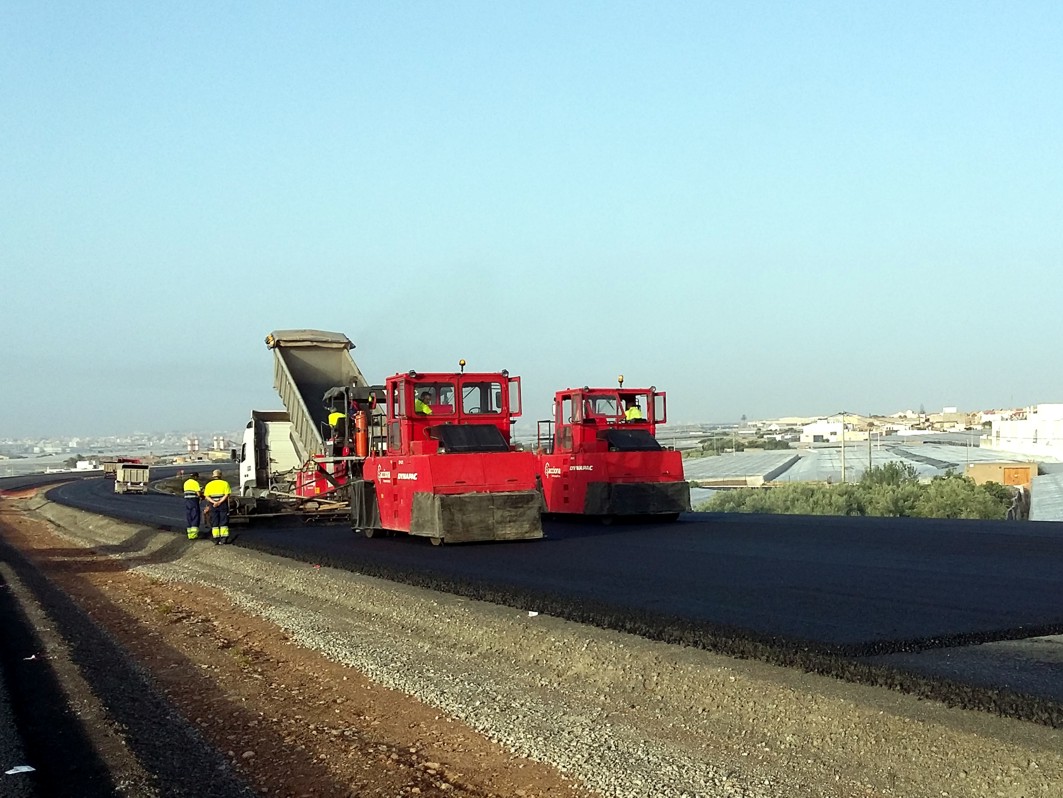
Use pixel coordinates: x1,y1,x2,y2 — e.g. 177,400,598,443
698,462,1014,520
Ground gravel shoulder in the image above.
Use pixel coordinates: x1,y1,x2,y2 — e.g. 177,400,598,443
3,492,1063,798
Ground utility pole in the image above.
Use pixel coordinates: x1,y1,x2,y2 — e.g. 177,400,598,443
840,413,846,484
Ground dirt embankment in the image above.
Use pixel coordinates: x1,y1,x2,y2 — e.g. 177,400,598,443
2,493,1063,798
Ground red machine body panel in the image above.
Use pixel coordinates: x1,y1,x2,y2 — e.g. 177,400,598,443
536,384,690,518
295,454,348,499
366,450,540,539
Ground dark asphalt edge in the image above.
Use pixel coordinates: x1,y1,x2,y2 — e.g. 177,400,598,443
0,535,256,798
240,536,1063,729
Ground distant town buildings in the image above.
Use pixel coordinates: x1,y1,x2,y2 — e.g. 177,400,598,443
982,403,1063,459
798,413,902,444
777,404,1063,466
0,429,242,478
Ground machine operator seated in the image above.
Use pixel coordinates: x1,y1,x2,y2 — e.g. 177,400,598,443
328,410,351,443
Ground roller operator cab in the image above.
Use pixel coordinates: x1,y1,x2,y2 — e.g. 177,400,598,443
349,364,544,544
535,377,691,520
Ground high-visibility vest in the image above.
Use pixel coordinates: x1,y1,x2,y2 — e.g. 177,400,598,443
203,478,231,499
182,478,202,499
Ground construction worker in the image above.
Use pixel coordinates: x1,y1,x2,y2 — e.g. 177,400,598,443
414,390,433,415
625,401,643,421
203,469,232,545
182,471,203,540
328,409,345,436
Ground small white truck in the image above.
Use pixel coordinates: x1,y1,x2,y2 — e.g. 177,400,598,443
114,462,151,494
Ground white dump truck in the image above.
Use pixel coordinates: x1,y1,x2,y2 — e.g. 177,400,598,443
114,462,151,494
234,330,378,521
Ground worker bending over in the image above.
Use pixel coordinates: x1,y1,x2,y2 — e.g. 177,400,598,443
203,469,232,545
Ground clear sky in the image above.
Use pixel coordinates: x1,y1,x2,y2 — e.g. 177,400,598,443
3,2,1061,438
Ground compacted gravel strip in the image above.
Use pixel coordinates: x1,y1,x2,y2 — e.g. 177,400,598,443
24,496,1063,798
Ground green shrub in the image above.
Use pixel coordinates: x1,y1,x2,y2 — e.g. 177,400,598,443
698,465,1011,520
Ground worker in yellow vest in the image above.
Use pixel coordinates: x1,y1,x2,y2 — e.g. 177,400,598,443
328,410,345,435
203,469,232,545
182,472,203,540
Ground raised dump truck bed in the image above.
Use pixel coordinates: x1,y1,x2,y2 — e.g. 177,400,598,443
265,330,371,461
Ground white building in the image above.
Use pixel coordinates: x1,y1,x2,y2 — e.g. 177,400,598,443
982,403,1063,460
799,417,870,443
800,419,843,444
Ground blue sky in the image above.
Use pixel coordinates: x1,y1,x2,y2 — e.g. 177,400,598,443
2,2,1061,438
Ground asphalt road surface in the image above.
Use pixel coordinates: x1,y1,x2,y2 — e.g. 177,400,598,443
30,474,1063,723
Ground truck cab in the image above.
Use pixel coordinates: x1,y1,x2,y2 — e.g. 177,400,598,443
238,411,301,498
